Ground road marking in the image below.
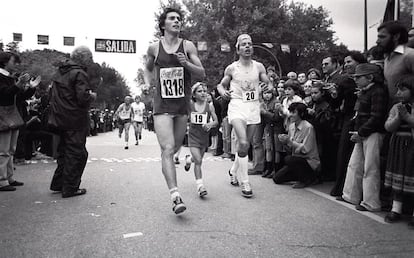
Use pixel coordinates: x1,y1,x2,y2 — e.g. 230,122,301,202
305,187,387,224
123,232,143,238
19,156,231,164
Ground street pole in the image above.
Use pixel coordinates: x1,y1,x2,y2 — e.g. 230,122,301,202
364,0,368,53
412,0,414,26
395,0,400,20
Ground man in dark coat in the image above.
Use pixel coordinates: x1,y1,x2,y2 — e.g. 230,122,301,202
49,46,97,198
321,56,358,196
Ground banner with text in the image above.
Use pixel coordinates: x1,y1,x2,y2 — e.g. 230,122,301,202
95,39,136,54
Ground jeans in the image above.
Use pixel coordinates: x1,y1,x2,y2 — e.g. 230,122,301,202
0,129,19,186
342,133,384,211
251,123,265,171
222,117,232,154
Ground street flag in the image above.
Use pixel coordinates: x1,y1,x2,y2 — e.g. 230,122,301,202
221,42,231,52
38,35,49,45
280,44,290,53
197,41,207,51
13,33,22,42
383,0,400,22
63,36,75,46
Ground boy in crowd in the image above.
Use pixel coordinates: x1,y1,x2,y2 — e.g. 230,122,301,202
338,63,388,212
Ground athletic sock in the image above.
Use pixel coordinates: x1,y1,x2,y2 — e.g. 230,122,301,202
237,154,249,183
230,154,239,175
196,179,203,189
391,200,403,214
169,187,180,201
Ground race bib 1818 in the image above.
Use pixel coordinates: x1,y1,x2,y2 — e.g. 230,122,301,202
160,67,185,99
190,112,207,125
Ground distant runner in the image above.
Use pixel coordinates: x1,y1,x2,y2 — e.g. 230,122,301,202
115,95,134,149
131,95,146,145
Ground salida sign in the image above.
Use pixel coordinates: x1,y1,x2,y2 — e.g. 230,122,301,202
95,39,136,53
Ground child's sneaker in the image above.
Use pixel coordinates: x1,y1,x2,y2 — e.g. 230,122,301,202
228,170,239,186
197,185,208,197
172,196,186,214
241,182,253,198
184,155,191,172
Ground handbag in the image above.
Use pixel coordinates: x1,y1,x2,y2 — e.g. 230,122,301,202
0,104,24,132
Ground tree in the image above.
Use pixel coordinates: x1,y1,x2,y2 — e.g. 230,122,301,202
5,46,128,110
151,0,348,87
400,0,413,29
96,62,131,110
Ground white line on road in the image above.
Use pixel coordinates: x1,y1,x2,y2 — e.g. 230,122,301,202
305,188,387,224
123,232,143,239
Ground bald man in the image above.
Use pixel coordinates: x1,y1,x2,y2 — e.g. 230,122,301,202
49,46,97,198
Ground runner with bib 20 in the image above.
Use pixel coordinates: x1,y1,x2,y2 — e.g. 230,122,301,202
217,34,273,198
144,7,205,214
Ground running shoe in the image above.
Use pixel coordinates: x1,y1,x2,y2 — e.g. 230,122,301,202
184,155,191,171
124,146,128,150
241,182,253,198
197,185,208,197
228,170,239,186
172,196,186,214
135,141,139,145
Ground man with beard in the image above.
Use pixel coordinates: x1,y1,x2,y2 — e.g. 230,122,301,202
376,21,414,103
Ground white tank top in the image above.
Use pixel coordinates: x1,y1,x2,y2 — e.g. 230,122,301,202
229,60,260,102
119,104,132,120
131,102,145,122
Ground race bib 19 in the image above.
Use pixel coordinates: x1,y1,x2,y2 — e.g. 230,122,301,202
242,89,259,102
190,112,207,125
160,67,185,99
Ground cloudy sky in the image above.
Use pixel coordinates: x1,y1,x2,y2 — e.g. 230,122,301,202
1,0,390,94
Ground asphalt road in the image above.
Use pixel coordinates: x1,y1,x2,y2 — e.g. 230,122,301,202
1,129,414,258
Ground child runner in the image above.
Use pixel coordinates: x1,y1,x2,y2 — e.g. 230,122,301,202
184,82,218,197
